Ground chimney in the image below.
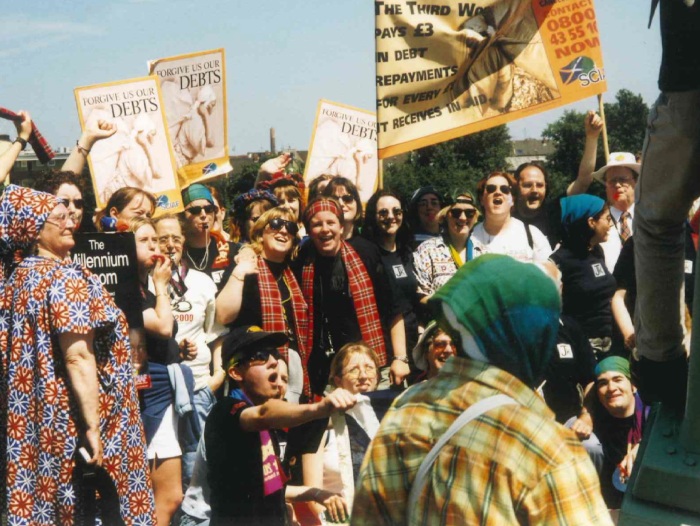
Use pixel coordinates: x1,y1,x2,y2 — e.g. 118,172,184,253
270,128,276,155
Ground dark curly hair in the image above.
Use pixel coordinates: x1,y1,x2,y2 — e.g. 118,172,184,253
34,170,87,196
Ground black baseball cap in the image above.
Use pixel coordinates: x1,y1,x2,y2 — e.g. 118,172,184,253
222,325,287,367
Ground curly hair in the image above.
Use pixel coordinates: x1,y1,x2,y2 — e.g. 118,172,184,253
34,170,87,196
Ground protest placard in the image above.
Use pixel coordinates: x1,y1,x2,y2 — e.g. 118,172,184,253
72,232,143,330
74,77,183,214
304,100,378,203
149,48,232,186
375,0,607,158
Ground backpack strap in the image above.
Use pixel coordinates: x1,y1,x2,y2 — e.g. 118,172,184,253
525,222,534,249
407,394,518,517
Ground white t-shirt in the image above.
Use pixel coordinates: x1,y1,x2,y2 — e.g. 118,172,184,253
471,217,552,263
174,268,227,391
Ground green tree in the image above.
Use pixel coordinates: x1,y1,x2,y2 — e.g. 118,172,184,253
383,125,512,200
542,89,649,197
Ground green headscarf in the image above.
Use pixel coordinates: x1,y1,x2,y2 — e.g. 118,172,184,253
429,254,561,387
595,356,631,380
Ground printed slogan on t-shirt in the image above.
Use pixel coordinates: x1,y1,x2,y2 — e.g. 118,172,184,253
375,0,607,158
149,49,232,187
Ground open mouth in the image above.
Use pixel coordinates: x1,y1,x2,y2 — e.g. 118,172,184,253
493,196,504,206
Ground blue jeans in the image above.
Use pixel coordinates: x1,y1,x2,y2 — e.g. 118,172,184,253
182,386,216,489
634,91,700,362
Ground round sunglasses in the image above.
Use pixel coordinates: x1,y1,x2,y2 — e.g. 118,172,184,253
377,207,403,219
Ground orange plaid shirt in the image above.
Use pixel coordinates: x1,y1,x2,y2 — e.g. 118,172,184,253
352,358,612,526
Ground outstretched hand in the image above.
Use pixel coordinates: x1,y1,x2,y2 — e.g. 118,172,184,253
14,110,32,141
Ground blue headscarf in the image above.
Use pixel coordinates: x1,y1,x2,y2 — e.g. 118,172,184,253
559,194,606,248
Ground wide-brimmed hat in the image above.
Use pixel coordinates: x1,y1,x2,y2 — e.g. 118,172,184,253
412,321,443,371
591,152,641,184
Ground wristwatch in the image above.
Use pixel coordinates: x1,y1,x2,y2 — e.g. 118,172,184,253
393,356,409,364
14,137,27,150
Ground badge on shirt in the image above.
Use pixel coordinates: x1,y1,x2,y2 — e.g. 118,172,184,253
686,260,693,274
557,343,573,359
592,263,605,278
392,264,407,278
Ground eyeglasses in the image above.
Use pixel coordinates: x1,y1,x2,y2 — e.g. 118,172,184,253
335,194,355,204
485,184,511,195
605,176,635,186
449,208,476,220
267,218,299,236
245,348,281,366
61,198,84,210
418,198,440,208
377,207,403,219
431,339,455,351
158,235,184,246
343,364,378,379
186,205,218,215
45,213,73,229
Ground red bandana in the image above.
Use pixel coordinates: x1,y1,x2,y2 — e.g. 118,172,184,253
257,257,311,398
301,241,387,368
303,199,343,228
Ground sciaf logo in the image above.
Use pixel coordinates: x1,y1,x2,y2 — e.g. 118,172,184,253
156,194,180,210
559,56,605,87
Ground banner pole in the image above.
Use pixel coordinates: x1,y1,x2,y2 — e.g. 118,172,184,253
598,94,610,163
378,158,384,190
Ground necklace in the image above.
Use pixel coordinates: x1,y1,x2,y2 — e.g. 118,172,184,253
186,234,210,271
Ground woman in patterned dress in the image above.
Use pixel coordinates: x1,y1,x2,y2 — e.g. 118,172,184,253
0,184,155,525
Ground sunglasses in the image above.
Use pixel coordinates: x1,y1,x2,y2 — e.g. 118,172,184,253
245,348,281,367
267,217,299,236
335,195,355,204
431,339,455,351
62,198,84,210
186,204,218,215
377,207,403,219
449,208,476,220
485,184,511,195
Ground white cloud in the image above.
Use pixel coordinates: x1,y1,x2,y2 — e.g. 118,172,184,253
0,15,102,59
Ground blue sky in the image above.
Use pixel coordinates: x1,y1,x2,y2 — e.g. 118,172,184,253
0,1,660,153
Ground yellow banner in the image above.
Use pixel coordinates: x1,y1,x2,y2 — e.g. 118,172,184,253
304,100,378,203
74,76,183,215
375,0,606,158
149,49,232,187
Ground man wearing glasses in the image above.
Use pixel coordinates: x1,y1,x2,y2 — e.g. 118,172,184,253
205,326,358,525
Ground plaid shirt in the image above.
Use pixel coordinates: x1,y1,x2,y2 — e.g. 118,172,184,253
352,358,612,526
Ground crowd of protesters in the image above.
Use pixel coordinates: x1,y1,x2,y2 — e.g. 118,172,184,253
0,107,691,526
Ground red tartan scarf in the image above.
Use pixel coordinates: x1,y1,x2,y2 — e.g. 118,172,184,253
209,230,230,269
301,241,387,365
0,108,55,164
257,256,311,398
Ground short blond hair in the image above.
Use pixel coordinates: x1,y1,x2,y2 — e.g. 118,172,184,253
248,207,298,257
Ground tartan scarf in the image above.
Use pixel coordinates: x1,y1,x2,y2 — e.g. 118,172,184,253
301,241,387,365
257,256,310,398
0,108,55,164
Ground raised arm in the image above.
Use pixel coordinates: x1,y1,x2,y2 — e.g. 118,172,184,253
62,119,117,175
215,256,258,325
0,111,32,186
143,258,174,339
567,111,603,196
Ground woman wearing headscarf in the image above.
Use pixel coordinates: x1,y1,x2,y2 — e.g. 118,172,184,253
550,195,617,358
0,184,155,525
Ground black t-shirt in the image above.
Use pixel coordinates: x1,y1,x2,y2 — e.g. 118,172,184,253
512,198,562,249
205,397,287,526
184,239,240,290
550,246,617,340
141,288,179,365
219,259,297,346
378,246,419,353
542,316,597,423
